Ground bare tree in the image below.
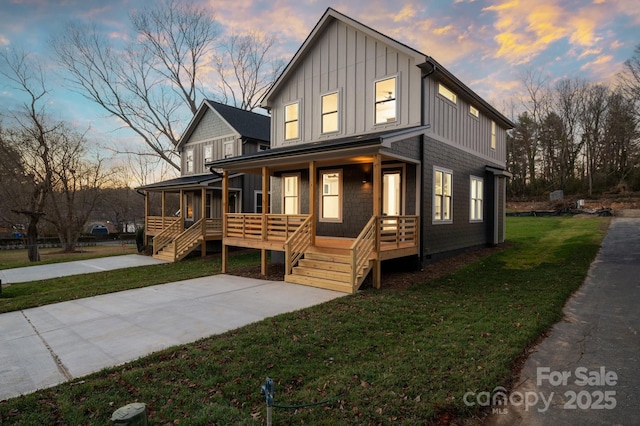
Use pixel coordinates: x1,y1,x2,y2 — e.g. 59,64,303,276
0,49,58,261
51,0,220,171
215,31,286,110
619,43,640,115
43,128,110,252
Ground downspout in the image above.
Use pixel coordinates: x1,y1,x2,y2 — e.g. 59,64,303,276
419,59,436,267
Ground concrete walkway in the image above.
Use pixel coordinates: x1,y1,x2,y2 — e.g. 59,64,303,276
0,254,167,284
487,218,640,425
0,274,344,401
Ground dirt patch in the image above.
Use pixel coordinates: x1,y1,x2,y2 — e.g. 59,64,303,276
229,244,507,291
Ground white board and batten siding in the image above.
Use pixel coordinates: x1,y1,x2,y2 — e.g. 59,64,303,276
270,18,423,148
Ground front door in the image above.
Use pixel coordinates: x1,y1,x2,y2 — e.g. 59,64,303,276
383,170,402,217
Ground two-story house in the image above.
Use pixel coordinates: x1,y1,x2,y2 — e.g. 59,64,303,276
207,8,514,293
138,100,270,262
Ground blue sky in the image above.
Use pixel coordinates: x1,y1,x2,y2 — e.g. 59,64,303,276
1,0,639,175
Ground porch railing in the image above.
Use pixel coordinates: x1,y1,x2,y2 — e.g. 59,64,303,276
147,216,180,235
378,215,419,249
350,215,377,286
225,214,308,242
205,218,223,237
284,215,313,275
153,218,182,255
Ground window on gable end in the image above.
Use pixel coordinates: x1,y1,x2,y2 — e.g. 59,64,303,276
224,141,234,158
185,149,194,173
321,92,339,133
204,145,213,164
375,77,397,124
284,102,300,140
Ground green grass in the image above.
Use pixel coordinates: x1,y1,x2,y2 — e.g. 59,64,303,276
0,251,261,313
0,217,608,425
0,244,139,269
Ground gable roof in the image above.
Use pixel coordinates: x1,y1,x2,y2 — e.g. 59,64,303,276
260,7,514,129
177,100,270,149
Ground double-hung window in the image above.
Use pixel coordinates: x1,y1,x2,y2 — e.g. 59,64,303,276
375,77,397,124
321,92,339,133
184,149,194,173
320,170,342,222
470,176,483,222
284,102,300,140
282,174,300,214
224,141,234,158
204,145,213,164
433,167,453,223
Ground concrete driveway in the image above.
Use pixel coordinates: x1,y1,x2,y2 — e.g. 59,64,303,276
0,274,344,401
486,217,640,425
0,254,167,284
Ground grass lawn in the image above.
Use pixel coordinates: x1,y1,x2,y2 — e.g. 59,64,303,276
0,251,261,314
0,217,608,425
0,243,139,269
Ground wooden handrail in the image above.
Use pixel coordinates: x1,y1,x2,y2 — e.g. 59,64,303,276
153,218,182,255
173,219,203,261
350,215,378,287
378,215,419,248
284,215,313,275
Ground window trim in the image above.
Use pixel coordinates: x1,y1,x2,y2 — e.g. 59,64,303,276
470,176,484,222
469,105,479,118
203,145,213,164
321,90,340,134
224,141,234,159
282,173,301,215
319,169,343,223
254,190,270,214
374,75,398,125
491,121,496,150
184,148,194,173
433,166,453,224
438,83,457,105
284,101,301,141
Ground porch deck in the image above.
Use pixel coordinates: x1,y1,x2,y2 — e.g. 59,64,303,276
221,213,419,293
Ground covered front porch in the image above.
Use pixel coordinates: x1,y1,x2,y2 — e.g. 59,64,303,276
216,150,421,293
139,174,242,262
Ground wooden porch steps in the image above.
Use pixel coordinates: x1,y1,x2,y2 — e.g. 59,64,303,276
153,236,202,262
285,252,371,294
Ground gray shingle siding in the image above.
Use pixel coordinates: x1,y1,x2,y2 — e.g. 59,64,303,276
421,136,503,257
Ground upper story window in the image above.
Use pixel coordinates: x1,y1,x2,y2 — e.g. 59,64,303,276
224,141,234,158
438,83,457,104
491,121,496,150
433,167,453,223
375,76,397,124
469,105,479,118
282,174,300,214
321,92,339,133
204,145,213,164
185,149,194,173
284,102,300,140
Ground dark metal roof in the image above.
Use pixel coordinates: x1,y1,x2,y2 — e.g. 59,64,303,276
137,174,220,191
206,100,270,142
207,126,429,169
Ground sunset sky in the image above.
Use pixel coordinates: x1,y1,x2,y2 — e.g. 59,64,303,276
0,0,639,176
